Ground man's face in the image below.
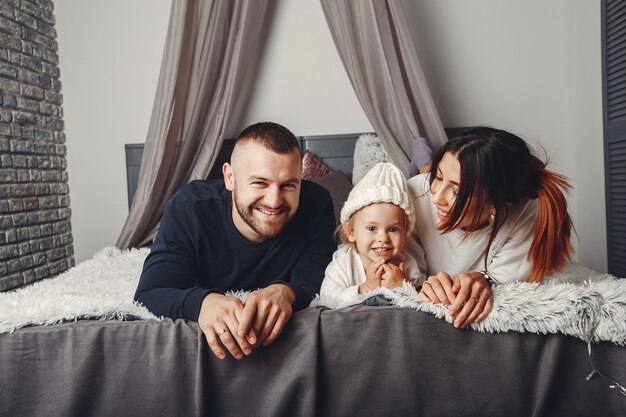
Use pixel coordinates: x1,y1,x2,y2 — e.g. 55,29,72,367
223,141,302,243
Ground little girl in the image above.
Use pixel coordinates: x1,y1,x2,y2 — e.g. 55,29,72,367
320,162,423,306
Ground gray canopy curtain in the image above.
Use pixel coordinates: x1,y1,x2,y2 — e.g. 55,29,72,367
320,0,447,175
116,0,273,249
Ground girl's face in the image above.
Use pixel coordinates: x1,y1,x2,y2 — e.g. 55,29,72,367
346,203,407,269
430,152,491,230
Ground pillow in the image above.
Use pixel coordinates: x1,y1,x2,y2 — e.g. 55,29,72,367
352,133,390,185
313,170,353,226
302,150,332,180
408,136,433,177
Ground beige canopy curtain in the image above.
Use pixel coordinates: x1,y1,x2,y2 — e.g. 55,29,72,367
320,0,447,175
117,0,273,249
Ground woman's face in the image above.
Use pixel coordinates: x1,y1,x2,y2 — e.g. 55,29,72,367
430,152,491,230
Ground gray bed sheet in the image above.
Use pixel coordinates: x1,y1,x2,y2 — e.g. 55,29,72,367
1,306,624,417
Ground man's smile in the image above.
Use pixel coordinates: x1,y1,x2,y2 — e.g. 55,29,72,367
255,206,287,217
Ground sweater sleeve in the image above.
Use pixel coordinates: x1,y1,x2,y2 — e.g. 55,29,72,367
319,245,363,307
485,200,537,284
405,235,428,281
281,188,337,311
400,250,425,286
134,195,213,321
406,173,430,279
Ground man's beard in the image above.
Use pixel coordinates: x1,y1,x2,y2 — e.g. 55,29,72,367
233,193,293,240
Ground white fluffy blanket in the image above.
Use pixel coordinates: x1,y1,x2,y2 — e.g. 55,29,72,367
1,247,625,347
312,263,626,346
0,247,157,333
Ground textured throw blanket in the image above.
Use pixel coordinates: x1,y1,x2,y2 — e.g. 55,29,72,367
0,247,157,333
312,264,626,346
1,247,625,347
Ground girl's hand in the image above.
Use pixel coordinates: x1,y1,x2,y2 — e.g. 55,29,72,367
360,259,385,294
418,272,455,305
448,271,494,328
380,262,405,289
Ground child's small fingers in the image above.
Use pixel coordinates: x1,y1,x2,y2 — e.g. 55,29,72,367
386,263,400,271
375,266,385,277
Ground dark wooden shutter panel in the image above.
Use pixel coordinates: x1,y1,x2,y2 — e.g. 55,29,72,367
604,0,626,276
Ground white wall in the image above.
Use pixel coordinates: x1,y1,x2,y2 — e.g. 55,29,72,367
56,0,606,271
407,0,605,271
236,0,372,136
574,0,605,272
55,0,171,262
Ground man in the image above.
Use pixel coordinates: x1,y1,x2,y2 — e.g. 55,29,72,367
135,122,336,360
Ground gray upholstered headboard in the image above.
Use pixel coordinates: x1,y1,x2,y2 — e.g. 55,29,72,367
125,129,468,208
124,133,366,209
300,133,361,178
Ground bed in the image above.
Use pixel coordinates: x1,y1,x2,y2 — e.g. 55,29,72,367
1,132,625,417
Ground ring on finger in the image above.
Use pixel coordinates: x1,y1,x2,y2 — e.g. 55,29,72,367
217,328,228,336
471,296,479,304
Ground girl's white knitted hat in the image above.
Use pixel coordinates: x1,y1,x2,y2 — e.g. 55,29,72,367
340,162,416,233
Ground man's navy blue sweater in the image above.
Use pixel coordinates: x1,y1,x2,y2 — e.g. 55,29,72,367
134,179,336,321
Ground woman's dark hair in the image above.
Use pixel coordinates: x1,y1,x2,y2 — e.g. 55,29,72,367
429,126,574,282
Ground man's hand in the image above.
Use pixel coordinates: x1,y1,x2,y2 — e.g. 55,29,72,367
236,283,295,349
198,293,256,360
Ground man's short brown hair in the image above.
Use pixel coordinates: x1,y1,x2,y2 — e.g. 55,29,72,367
235,122,300,154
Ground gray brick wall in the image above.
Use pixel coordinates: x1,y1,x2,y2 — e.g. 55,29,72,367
0,0,73,291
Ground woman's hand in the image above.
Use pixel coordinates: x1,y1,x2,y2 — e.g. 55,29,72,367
418,272,456,305
448,271,494,328
380,262,405,289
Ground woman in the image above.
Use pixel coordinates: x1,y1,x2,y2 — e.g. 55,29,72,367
407,127,574,329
